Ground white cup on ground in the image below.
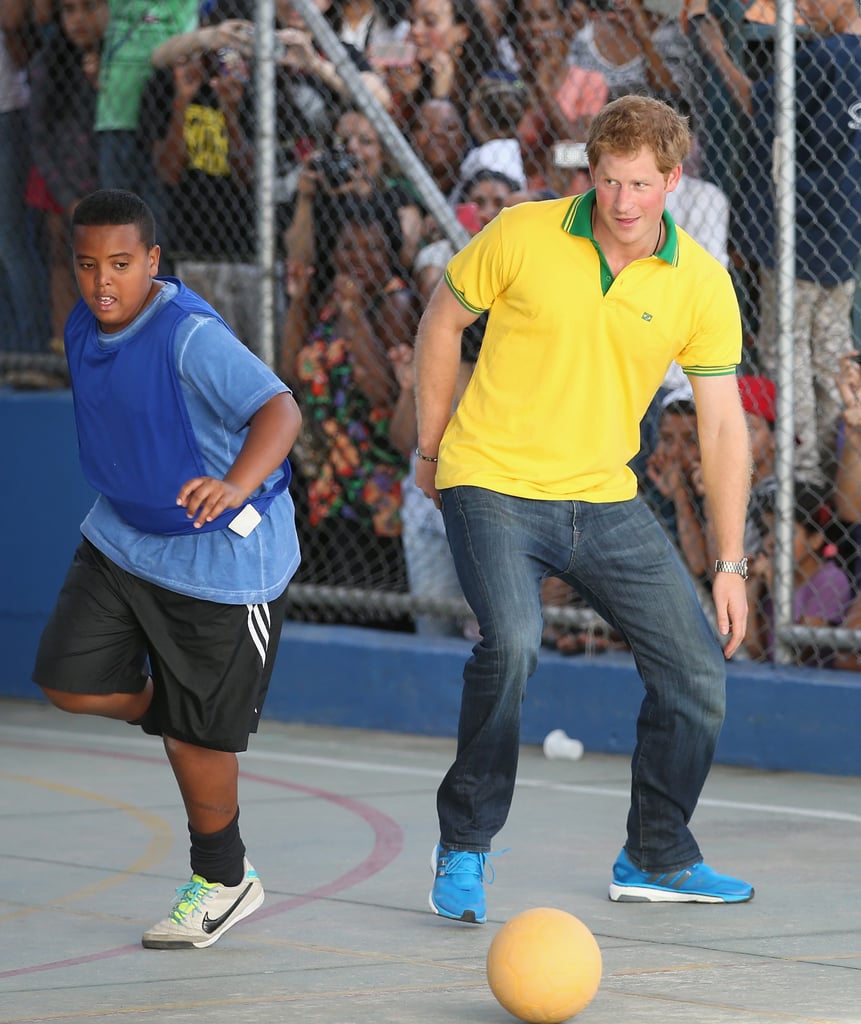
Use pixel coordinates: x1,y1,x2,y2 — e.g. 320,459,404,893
543,729,584,761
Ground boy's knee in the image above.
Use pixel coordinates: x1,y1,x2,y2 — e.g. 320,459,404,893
39,686,89,714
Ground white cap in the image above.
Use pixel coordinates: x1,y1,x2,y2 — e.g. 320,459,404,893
659,379,695,410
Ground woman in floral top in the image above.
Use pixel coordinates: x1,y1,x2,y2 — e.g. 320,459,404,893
281,198,420,605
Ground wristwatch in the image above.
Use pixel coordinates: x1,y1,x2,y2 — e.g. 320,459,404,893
714,557,749,581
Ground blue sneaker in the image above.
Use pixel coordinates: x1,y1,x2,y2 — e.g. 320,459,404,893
429,844,496,923
609,848,754,903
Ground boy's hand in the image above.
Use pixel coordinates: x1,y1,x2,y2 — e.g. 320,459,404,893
177,476,246,528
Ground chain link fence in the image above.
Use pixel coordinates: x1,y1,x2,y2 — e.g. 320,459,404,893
3,0,861,667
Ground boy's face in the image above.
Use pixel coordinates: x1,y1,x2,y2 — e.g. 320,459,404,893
73,223,160,334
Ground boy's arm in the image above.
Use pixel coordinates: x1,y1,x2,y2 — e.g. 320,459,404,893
177,391,302,528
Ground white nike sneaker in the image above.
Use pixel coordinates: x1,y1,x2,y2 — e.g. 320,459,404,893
142,858,264,949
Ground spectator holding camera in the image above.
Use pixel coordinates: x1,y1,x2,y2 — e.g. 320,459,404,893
138,13,259,351
279,199,420,608
283,106,422,315
149,16,256,69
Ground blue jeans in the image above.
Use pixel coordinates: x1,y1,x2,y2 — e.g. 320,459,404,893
438,486,726,873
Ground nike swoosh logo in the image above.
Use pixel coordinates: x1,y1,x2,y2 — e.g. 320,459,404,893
201,882,253,933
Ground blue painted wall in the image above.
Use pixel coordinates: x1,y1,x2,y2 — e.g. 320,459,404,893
3,389,861,777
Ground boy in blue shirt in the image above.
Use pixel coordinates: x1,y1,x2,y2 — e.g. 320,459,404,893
33,189,303,949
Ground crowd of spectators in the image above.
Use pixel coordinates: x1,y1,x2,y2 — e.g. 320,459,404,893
3,0,861,665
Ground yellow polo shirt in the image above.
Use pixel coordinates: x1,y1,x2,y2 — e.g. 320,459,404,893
436,191,741,502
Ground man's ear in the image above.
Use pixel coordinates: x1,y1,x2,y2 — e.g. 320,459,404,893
665,163,683,193
148,244,161,276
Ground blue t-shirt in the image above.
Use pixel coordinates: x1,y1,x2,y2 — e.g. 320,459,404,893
746,33,861,285
81,281,300,603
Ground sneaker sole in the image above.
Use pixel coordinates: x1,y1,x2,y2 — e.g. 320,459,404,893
609,883,754,904
428,846,485,924
142,887,265,949
427,890,483,923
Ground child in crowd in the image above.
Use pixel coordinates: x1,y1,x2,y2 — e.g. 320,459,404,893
32,189,302,949
747,483,852,666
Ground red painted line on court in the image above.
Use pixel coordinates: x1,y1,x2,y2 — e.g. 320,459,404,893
0,945,142,978
0,741,404,978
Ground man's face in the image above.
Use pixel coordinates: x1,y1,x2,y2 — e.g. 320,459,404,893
591,147,680,257
73,223,160,333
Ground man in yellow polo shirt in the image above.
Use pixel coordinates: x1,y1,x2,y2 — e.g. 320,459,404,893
415,96,753,921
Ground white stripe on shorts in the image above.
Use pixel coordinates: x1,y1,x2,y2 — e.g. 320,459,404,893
246,602,271,666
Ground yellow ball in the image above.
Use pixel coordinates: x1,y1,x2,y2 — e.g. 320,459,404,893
486,907,602,1024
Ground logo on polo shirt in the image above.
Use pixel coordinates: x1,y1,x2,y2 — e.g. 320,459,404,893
642,313,653,322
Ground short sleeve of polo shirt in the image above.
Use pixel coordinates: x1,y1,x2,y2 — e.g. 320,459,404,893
444,211,512,315
668,231,742,376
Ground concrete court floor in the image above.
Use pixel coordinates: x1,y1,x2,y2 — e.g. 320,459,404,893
1,696,860,1024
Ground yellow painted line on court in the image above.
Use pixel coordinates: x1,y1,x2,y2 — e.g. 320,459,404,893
248,933,488,972
0,773,174,920
0,981,488,1024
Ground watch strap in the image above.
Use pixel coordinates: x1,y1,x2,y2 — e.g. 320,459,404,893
714,558,749,580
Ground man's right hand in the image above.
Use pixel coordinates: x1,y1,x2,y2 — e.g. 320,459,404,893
415,455,441,509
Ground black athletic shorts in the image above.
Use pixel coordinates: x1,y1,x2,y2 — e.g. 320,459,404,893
33,539,289,752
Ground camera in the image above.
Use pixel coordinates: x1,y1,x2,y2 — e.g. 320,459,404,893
215,46,249,83
552,141,589,169
310,146,359,188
